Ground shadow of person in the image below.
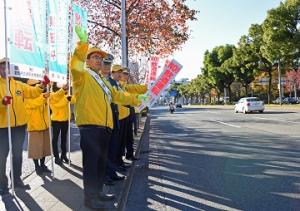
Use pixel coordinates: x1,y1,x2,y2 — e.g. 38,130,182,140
1,189,43,211
38,175,84,210
60,164,83,180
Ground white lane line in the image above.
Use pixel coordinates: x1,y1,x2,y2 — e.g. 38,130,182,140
253,117,268,120
215,120,241,128
206,111,219,114
252,116,300,124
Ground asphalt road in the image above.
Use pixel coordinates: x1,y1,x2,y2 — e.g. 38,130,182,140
126,106,300,211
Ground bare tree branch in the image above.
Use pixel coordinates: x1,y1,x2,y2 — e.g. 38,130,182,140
88,19,121,37
102,0,121,10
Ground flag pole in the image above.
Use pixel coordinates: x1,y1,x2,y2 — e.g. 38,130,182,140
121,0,127,67
67,1,74,166
3,0,15,195
45,0,55,178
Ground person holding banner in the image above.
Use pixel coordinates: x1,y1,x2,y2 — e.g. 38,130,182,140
70,26,147,209
26,79,52,175
101,64,126,185
50,83,75,165
0,58,49,195
119,68,148,161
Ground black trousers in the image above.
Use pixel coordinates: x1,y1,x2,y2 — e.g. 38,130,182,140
79,125,111,196
117,118,129,165
0,126,26,187
126,118,134,158
106,128,120,178
52,121,68,158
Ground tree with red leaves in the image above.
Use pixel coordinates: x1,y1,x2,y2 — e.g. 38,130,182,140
75,0,197,58
285,68,300,98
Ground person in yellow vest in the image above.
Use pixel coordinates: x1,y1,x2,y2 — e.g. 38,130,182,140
120,68,147,161
25,79,52,175
110,65,130,171
134,106,141,135
70,26,147,210
113,66,148,168
50,82,75,165
0,58,48,195
100,59,126,185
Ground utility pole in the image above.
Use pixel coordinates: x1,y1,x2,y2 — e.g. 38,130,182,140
278,60,282,106
121,0,127,68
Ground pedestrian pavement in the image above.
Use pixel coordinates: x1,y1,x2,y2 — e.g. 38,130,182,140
0,117,147,211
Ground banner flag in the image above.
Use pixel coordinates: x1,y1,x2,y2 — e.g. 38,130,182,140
48,0,70,83
7,0,47,80
138,59,182,111
71,4,88,51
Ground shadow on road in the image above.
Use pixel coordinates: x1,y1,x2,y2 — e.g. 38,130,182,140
127,108,300,211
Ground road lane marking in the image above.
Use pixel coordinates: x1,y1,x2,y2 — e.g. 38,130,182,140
253,117,268,120
252,116,300,124
206,111,219,114
215,120,241,128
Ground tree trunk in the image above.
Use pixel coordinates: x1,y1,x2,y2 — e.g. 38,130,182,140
294,84,297,98
244,84,248,96
228,85,232,103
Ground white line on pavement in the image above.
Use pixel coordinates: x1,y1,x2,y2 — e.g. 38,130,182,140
215,120,241,128
252,116,300,124
206,111,219,114
253,117,268,120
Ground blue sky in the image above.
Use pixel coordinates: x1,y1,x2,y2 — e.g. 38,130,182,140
173,0,283,80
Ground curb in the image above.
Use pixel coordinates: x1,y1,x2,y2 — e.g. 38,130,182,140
117,115,151,211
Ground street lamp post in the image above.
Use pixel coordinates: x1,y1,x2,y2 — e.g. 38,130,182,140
121,0,127,68
278,60,282,106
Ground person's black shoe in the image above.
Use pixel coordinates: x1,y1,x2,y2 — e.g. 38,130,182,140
104,178,116,186
98,192,116,201
61,155,70,163
14,181,30,190
41,165,52,173
0,186,9,196
84,196,106,209
111,175,125,181
117,166,127,173
55,157,62,165
120,162,131,168
126,156,139,161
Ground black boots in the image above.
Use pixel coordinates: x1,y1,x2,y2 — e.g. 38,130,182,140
55,154,70,165
61,154,70,163
40,157,51,173
34,157,51,174
55,157,62,165
34,159,43,175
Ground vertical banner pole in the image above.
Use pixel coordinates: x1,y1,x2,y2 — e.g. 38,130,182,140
121,0,127,67
67,1,74,166
45,0,55,178
3,0,15,195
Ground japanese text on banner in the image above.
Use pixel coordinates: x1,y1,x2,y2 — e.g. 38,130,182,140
138,59,182,112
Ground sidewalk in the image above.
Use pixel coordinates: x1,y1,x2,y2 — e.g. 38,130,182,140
0,117,148,211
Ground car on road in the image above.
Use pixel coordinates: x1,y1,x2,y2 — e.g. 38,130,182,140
235,97,264,114
176,103,182,108
272,97,285,104
283,97,298,104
